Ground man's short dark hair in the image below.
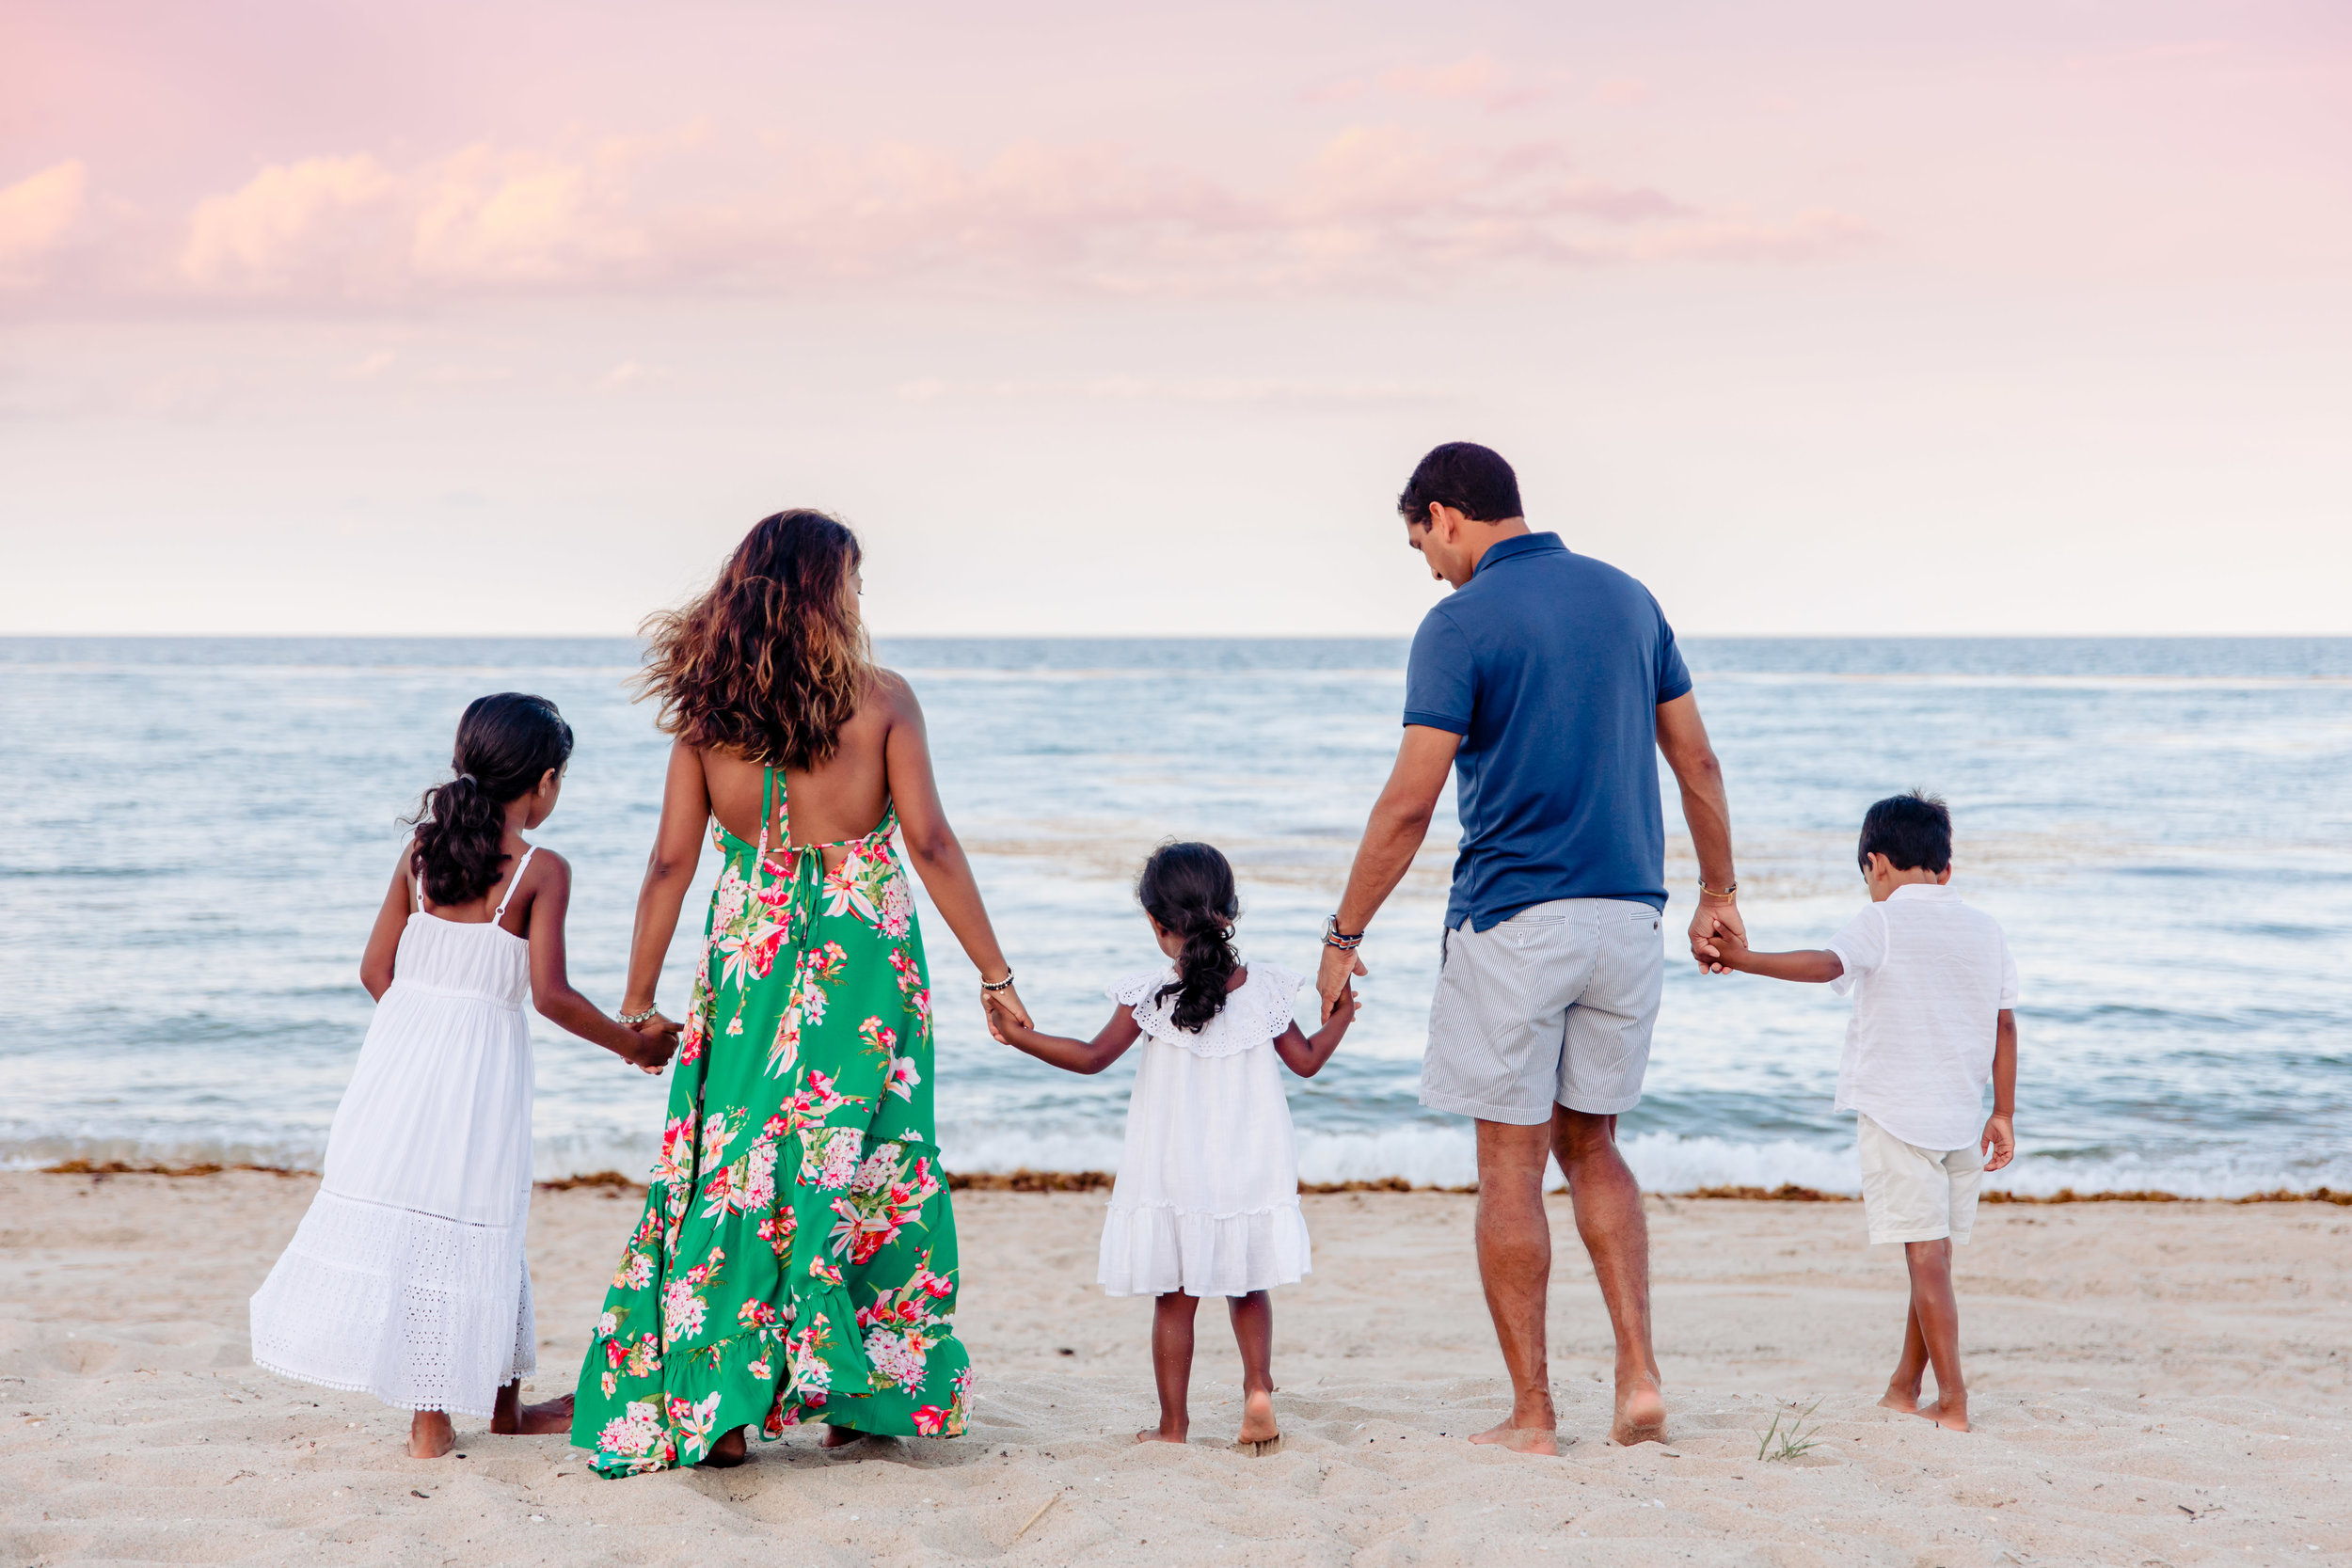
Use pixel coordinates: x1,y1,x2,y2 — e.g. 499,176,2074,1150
1858,790,1952,874
1397,442,1523,526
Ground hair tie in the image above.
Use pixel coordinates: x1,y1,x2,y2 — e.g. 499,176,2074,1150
455,772,477,785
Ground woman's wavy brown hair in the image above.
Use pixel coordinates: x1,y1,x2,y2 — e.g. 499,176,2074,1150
637,509,872,768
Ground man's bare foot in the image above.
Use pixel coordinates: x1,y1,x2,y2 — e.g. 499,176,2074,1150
819,1424,867,1451
1612,1372,1668,1446
1877,1386,1921,1416
695,1427,749,1468
408,1410,455,1459
1914,1400,1969,1433
1135,1424,1187,1445
1469,1418,1559,1456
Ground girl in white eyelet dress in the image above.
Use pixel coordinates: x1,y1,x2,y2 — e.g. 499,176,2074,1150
985,842,1357,1454
248,694,675,1460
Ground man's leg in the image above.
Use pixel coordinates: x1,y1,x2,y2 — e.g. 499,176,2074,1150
1470,1117,1559,1453
1552,1110,1666,1444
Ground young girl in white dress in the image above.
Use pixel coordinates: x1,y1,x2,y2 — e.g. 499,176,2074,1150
249,693,676,1458
987,841,1356,1454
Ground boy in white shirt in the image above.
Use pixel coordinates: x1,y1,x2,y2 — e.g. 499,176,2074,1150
1704,790,2017,1433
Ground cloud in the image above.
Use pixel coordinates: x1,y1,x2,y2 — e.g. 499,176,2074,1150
0,161,89,286
39,126,1867,309
1378,55,1552,111
892,374,1440,405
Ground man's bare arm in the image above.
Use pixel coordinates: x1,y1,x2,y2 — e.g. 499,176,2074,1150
1655,691,1742,967
1317,725,1460,1016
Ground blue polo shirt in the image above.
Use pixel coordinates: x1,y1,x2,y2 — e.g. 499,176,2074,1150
1403,532,1692,931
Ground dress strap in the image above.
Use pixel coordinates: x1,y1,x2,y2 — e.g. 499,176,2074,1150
411,856,425,914
493,845,538,924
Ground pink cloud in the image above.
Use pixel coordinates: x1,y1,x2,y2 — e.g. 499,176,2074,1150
20,125,1867,309
0,161,89,286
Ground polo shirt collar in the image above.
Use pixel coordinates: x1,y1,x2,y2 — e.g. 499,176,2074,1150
1886,882,1955,901
1470,531,1565,578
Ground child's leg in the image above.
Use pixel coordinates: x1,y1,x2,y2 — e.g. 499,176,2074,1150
1228,1291,1279,1450
489,1379,575,1435
408,1410,455,1458
1140,1291,1200,1443
1902,1239,1969,1431
1878,1297,1929,1413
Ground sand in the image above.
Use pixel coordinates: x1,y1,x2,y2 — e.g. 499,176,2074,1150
3,1170,2347,1567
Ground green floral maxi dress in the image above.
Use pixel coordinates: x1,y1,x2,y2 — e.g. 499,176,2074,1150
573,768,971,1475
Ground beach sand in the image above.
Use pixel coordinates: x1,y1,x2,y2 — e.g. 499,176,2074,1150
3,1170,2346,1566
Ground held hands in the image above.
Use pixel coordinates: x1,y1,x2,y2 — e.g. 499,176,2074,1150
1979,1113,2015,1173
1689,895,1745,974
1317,942,1367,1022
981,984,1031,1045
620,1012,680,1075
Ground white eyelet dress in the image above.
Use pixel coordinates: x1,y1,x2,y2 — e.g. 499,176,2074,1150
248,850,540,1416
1097,962,1312,1298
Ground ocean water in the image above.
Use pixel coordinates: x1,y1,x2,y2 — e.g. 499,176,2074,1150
2,636,2347,1198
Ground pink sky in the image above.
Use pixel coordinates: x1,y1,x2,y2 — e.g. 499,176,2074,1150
5,1,2349,634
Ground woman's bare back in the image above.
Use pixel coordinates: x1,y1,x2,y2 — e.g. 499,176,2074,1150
700,673,912,862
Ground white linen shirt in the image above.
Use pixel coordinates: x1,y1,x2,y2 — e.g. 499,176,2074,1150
1824,883,2019,1152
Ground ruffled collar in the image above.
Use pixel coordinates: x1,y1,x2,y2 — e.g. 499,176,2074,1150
1109,961,1305,1059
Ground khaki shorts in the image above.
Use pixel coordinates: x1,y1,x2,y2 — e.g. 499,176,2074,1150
1856,1113,1985,1244
1419,898,1664,1125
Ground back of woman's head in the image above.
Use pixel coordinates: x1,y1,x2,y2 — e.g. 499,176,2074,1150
637,509,872,769
406,692,575,906
1137,841,1241,1033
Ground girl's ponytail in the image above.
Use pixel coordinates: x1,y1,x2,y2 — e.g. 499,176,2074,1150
1136,841,1242,1032
405,694,576,907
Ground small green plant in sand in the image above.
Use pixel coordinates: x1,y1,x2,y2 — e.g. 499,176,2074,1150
1756,1399,1825,1462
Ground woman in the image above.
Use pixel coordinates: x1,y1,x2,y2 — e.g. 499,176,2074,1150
572,509,1028,1475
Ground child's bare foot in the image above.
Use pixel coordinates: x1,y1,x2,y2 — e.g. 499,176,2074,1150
819,1424,867,1451
695,1427,749,1467
408,1410,455,1459
1877,1386,1921,1415
1915,1399,1969,1432
1612,1370,1668,1446
1469,1418,1559,1456
1136,1421,1187,1445
1235,1388,1279,1455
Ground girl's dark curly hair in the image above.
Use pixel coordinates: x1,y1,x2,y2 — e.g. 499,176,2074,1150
635,509,872,769
405,692,574,907
1137,841,1242,1033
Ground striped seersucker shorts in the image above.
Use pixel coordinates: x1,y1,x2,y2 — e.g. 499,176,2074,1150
1418,897,1665,1125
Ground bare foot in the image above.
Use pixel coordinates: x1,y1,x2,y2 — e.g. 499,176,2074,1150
695,1427,749,1467
1877,1386,1921,1416
514,1393,574,1435
1469,1418,1559,1456
1135,1425,1187,1445
408,1410,455,1459
819,1424,867,1451
1234,1388,1279,1455
1915,1400,1970,1433
1612,1372,1668,1446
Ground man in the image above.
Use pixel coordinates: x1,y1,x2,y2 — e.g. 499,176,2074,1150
1316,441,1741,1453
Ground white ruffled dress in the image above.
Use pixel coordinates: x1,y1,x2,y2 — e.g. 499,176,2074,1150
248,855,538,1417
1098,962,1312,1298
